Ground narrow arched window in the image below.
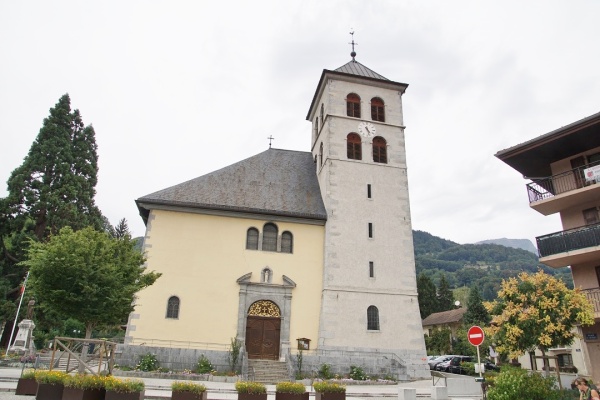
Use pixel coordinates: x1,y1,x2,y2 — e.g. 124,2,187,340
246,228,259,250
367,306,379,330
281,231,293,253
319,142,324,166
346,93,361,118
262,223,278,252
371,97,385,122
373,137,387,164
320,104,325,127
166,296,180,319
347,133,362,160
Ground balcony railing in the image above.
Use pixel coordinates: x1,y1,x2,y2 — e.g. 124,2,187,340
537,222,600,258
527,160,600,203
583,288,600,315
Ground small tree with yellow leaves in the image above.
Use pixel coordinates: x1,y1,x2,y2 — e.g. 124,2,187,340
484,270,593,372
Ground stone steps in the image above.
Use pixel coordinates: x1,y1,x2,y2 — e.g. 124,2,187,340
248,359,290,384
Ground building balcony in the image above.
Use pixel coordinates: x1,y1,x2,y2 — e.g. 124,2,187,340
583,288,600,318
526,161,600,216
537,223,600,268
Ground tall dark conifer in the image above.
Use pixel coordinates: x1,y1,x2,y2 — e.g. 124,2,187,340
464,285,491,326
436,274,455,312
417,274,438,319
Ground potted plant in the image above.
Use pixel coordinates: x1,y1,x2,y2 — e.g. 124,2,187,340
104,377,145,400
16,369,38,396
63,374,107,400
171,381,207,400
234,381,267,400
313,381,346,400
35,370,69,400
275,382,308,400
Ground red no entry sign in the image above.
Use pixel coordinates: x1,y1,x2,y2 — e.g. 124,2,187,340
468,325,485,346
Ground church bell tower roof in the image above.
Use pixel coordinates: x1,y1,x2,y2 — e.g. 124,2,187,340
333,60,390,81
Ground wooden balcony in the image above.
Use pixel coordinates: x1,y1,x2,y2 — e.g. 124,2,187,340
537,223,600,268
527,161,600,216
583,288,600,318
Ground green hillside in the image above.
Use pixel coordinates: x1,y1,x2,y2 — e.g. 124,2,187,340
412,230,573,300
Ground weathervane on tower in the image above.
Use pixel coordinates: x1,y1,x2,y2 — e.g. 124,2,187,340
349,30,357,61
267,135,275,148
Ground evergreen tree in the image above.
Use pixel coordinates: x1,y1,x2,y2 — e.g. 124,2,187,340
417,274,438,319
436,274,454,312
0,94,104,323
463,285,491,326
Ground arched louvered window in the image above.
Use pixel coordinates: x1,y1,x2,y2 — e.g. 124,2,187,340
320,104,325,127
367,305,379,330
371,97,385,122
262,223,278,252
373,136,387,164
346,93,361,118
281,231,293,253
246,228,259,250
166,296,180,319
347,133,362,160
319,142,324,166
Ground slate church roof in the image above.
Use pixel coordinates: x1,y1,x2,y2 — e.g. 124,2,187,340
334,60,390,80
136,148,327,223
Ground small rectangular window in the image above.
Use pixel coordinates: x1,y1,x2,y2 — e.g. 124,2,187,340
367,184,372,199
368,223,373,238
583,208,600,225
369,262,374,277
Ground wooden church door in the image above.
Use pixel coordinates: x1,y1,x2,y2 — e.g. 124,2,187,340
245,300,281,360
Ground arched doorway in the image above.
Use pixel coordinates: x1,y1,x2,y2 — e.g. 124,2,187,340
245,300,281,360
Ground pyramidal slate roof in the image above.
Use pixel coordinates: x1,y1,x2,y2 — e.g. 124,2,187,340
136,148,327,222
334,60,389,81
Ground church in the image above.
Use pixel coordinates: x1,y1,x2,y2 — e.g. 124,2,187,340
122,51,429,380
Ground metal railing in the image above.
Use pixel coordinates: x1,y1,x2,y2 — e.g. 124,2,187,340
537,222,600,258
526,160,600,203
583,288,600,314
125,337,230,351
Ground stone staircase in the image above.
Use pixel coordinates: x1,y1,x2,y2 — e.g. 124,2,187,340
248,359,290,384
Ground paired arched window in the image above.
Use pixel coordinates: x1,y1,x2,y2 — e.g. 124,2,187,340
367,306,379,330
262,223,278,252
246,228,259,250
166,296,180,319
346,93,361,118
347,133,362,160
281,231,293,253
371,97,385,122
373,137,387,164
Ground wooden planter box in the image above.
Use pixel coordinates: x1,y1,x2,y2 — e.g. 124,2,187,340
171,391,207,400
15,378,38,395
275,393,309,400
37,383,65,400
63,387,106,400
104,391,144,400
315,393,346,400
237,393,268,400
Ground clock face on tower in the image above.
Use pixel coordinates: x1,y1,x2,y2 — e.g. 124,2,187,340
358,122,376,138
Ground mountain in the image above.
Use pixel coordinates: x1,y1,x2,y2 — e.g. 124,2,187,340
475,238,537,254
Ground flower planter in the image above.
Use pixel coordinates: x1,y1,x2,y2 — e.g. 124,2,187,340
104,391,144,400
275,393,309,400
62,387,106,400
172,392,207,400
315,393,346,400
237,394,267,400
37,383,65,400
16,377,38,395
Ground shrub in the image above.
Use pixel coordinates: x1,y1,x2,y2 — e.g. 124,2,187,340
171,381,207,394
195,354,213,374
235,381,266,394
461,362,475,376
228,337,242,373
275,382,306,394
318,364,333,379
21,369,36,379
104,377,145,393
313,382,346,393
64,374,107,390
35,370,68,385
487,368,557,400
349,365,367,381
137,353,159,371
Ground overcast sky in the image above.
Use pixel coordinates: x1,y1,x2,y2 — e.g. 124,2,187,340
1,1,599,246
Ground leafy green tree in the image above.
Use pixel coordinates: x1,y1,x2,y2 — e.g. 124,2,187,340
417,274,438,319
436,274,454,312
0,94,104,323
22,226,161,339
485,271,594,371
463,286,490,326
425,328,451,355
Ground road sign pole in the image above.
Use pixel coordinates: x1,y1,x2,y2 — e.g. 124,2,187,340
476,343,482,379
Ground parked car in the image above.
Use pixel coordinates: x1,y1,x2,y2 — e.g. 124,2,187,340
428,355,456,370
448,356,501,374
